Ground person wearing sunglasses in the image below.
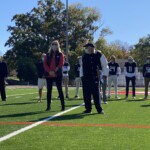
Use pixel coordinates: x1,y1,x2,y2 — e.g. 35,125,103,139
44,40,65,111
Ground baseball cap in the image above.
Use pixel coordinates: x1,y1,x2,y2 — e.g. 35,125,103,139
83,43,95,48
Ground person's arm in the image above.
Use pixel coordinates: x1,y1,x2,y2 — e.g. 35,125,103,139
117,66,121,76
65,63,70,72
57,53,64,69
100,54,109,78
134,62,138,78
143,65,145,77
124,63,127,76
80,57,83,77
135,67,138,78
124,67,127,76
44,55,50,73
4,62,8,78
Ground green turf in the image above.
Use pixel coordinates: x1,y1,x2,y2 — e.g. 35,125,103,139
0,86,150,150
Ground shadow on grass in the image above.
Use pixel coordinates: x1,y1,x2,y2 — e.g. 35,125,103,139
108,98,125,101
31,111,97,122
49,112,96,121
126,99,144,102
2,101,36,106
0,111,46,118
141,104,150,107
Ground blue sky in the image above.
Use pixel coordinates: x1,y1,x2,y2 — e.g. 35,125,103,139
1,0,150,55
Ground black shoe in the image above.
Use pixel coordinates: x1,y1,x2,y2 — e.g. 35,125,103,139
66,96,69,99
98,110,104,114
61,107,65,111
82,110,91,114
2,99,6,101
45,108,50,111
74,96,79,99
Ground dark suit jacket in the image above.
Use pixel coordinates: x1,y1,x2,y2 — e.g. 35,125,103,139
0,61,8,78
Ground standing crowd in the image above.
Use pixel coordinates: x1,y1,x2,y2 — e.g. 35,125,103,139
0,40,150,114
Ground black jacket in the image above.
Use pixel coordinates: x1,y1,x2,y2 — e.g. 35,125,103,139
143,63,150,78
0,61,8,78
36,61,45,78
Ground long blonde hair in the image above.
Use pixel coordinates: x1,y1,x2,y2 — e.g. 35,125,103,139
48,40,61,53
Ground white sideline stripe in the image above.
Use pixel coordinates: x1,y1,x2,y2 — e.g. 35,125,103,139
7,92,38,97
0,103,84,143
15,96,22,99
7,87,76,97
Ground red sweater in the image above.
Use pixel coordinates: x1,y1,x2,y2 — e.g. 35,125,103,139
44,52,64,78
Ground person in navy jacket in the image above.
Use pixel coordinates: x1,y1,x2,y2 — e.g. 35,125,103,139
124,56,138,99
0,56,8,101
143,56,150,100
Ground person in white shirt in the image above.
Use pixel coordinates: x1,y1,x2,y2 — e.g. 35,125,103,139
36,53,47,102
74,56,82,98
62,56,70,98
124,56,138,99
108,55,121,99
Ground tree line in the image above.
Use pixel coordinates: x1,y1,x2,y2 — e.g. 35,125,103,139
3,0,150,83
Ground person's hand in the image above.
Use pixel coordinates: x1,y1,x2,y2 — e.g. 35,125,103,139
49,71,55,76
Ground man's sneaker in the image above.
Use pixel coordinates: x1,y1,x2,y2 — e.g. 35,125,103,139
133,96,136,100
98,110,105,114
104,101,108,104
45,108,50,111
74,96,79,99
82,110,91,114
143,96,148,100
38,99,42,103
107,96,111,99
125,96,128,100
66,95,69,99
115,96,120,99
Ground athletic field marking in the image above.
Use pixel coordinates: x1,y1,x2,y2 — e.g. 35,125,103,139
0,103,84,143
7,91,46,97
0,121,150,129
15,96,22,99
111,91,150,95
7,92,39,97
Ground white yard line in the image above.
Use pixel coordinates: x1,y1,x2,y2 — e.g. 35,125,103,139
7,92,40,97
0,103,84,142
0,87,126,142
15,96,22,99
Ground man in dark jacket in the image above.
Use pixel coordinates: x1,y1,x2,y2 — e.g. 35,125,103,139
81,43,109,114
0,56,8,101
143,56,150,100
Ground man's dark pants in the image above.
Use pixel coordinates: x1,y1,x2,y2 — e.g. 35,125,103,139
82,77,102,113
125,76,136,97
0,78,6,101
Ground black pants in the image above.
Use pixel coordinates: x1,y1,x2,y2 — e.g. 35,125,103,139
82,77,102,113
125,76,136,97
46,77,65,109
0,78,6,101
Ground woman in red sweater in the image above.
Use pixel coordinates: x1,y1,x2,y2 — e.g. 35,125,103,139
44,40,65,111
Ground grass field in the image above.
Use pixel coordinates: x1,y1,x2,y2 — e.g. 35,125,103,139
0,86,150,150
